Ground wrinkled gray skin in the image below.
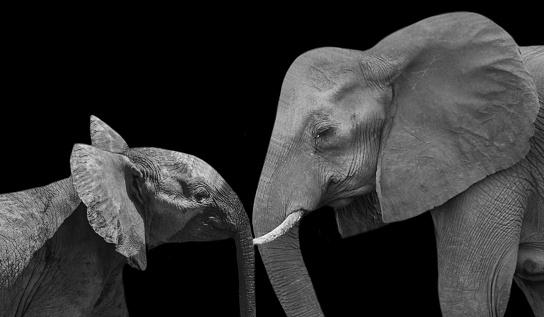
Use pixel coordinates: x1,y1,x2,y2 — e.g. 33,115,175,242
0,116,255,317
252,13,543,317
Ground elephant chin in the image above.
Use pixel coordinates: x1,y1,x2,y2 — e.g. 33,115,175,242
253,210,304,245
326,197,354,208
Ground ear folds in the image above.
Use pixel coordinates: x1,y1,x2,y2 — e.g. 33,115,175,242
370,13,540,222
70,144,147,270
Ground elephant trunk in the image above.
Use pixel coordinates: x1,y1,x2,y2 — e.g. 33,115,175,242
252,144,325,316
233,204,256,317
193,157,256,316
256,226,324,317
210,165,256,317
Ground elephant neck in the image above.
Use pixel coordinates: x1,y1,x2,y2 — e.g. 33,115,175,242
0,177,81,286
39,177,82,225
1,177,81,228
3,203,128,315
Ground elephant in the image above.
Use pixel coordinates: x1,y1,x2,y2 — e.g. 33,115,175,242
252,12,543,317
0,116,255,317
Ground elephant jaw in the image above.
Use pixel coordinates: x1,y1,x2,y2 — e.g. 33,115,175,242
327,197,354,208
252,210,304,245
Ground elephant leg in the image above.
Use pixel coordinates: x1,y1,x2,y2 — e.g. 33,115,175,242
514,244,544,317
90,267,129,317
431,177,525,317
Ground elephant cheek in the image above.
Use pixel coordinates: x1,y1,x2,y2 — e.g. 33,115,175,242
253,165,321,238
149,208,207,245
327,197,354,208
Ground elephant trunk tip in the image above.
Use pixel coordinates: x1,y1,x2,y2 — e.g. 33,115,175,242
252,210,304,245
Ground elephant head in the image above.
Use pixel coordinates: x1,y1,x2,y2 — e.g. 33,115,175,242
70,116,255,317
252,13,539,316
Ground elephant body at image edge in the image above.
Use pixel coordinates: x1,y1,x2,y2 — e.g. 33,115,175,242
252,12,544,317
0,116,255,317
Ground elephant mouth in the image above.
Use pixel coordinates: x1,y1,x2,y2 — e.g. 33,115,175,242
252,196,357,246
326,197,354,208
252,209,305,245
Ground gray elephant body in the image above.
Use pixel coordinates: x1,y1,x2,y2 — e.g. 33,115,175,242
0,117,255,317
0,179,127,316
429,49,544,315
253,12,543,317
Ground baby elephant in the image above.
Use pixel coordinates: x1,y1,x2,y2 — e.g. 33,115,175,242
0,116,255,317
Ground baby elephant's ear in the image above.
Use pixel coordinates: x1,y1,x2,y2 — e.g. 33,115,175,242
70,144,147,270
90,115,129,153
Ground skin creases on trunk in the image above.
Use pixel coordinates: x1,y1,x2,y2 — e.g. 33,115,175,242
213,171,255,317
252,138,325,316
257,224,325,317
234,207,256,317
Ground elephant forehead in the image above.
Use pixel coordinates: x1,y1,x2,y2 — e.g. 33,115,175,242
287,47,361,89
273,86,365,140
276,52,366,139
130,148,218,179
168,151,225,190
275,90,313,135
306,61,361,92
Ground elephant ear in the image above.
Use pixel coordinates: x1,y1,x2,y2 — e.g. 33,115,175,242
520,46,544,101
335,192,385,238
370,12,540,223
70,144,147,270
90,115,129,153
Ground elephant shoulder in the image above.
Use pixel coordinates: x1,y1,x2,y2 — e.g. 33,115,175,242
0,178,81,287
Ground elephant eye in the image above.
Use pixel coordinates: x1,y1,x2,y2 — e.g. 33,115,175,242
193,186,210,203
314,126,336,150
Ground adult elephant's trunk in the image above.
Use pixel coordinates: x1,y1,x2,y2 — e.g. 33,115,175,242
256,226,323,317
233,204,256,317
252,141,325,316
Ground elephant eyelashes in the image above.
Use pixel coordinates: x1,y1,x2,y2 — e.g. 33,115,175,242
193,187,210,203
172,178,210,203
183,182,211,203
316,128,333,140
314,125,341,151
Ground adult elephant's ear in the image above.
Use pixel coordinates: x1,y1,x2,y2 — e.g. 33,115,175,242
371,12,540,223
70,144,147,270
89,115,129,153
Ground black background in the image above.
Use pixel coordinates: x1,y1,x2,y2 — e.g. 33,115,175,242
1,5,539,317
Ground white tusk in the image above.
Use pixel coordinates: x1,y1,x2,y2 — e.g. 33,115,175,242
252,210,304,245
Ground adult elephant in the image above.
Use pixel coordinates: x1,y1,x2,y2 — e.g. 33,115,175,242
252,12,543,317
0,116,255,317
